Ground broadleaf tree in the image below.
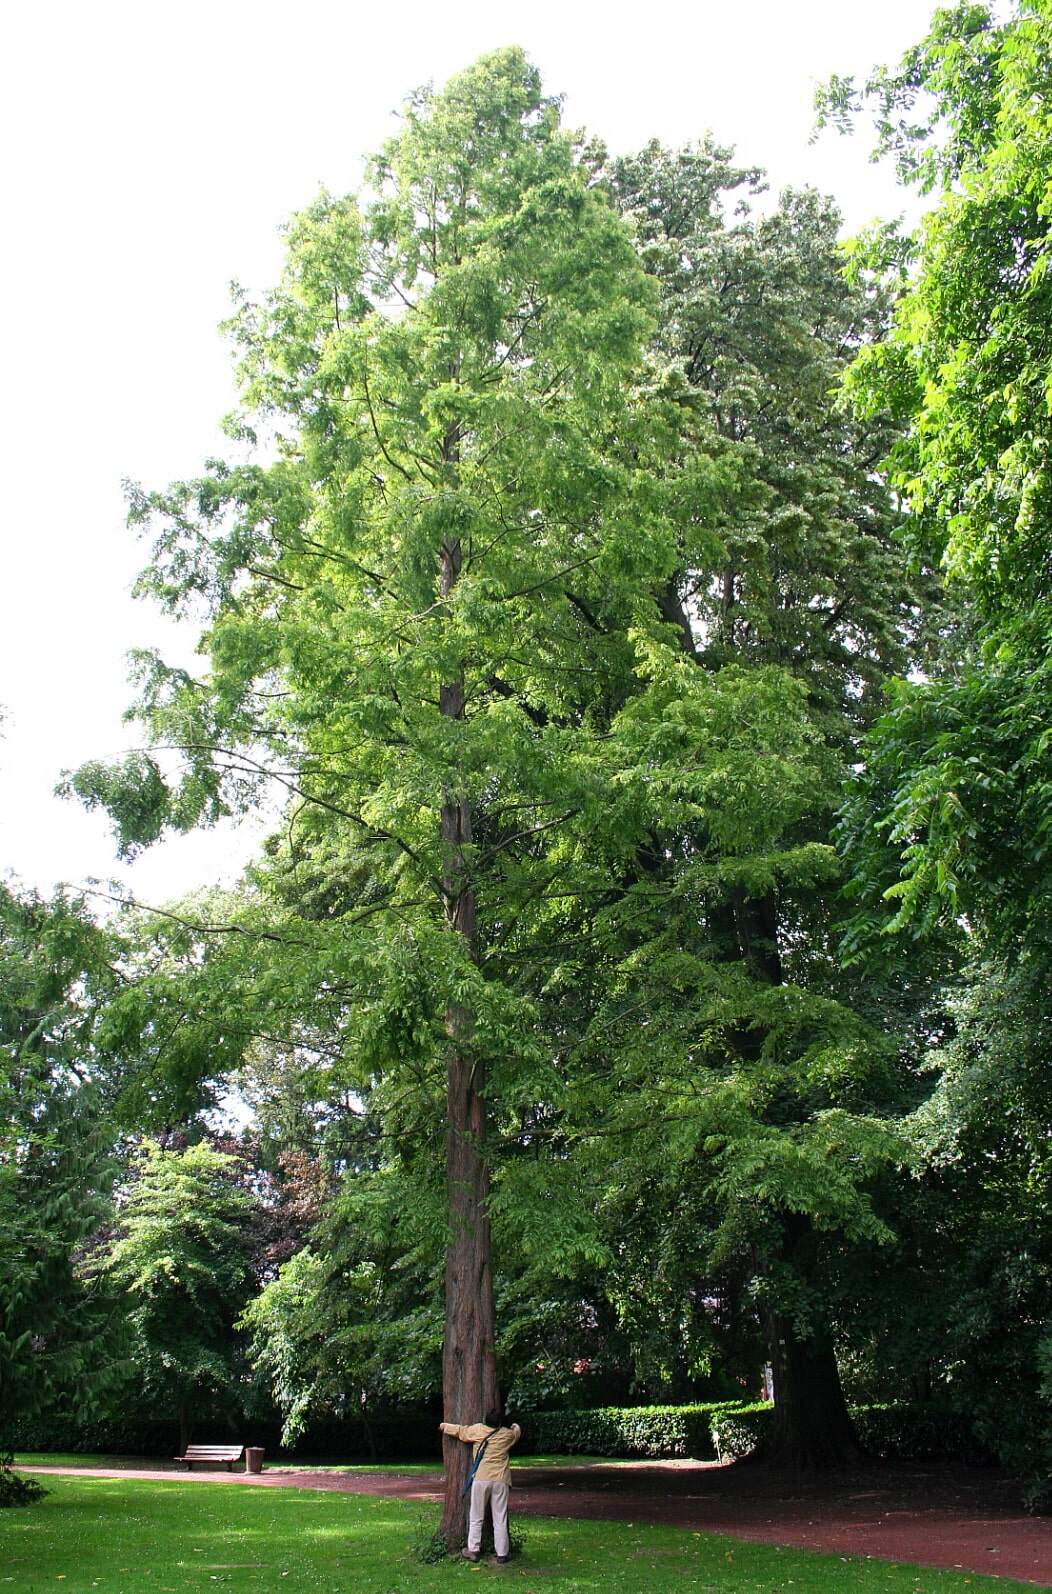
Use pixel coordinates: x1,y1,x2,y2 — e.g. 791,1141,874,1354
92,1140,257,1454
0,884,123,1474
573,141,926,1467
818,0,1052,1501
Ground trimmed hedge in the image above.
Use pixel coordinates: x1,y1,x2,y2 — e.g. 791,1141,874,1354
852,1403,987,1463
708,1401,985,1464
4,1416,182,1459
710,1402,772,1459
4,1411,440,1462
517,1403,739,1460
8,1399,988,1469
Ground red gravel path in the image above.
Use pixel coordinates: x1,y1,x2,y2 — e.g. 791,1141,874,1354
24,1459,1052,1588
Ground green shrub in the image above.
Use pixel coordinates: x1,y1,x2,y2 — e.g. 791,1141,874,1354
517,1403,739,1459
0,1455,46,1509
408,1525,453,1564
4,1410,440,1462
707,1401,986,1464
851,1403,984,1463
709,1403,772,1459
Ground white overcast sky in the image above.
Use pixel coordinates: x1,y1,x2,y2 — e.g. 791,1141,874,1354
1,0,932,907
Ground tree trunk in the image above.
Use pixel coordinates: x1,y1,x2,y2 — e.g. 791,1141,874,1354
439,1022,499,1539
759,1213,861,1473
178,1399,189,1457
437,520,500,1545
655,575,698,659
763,1310,861,1471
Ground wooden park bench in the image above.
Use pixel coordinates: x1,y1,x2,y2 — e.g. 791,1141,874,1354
174,1444,245,1471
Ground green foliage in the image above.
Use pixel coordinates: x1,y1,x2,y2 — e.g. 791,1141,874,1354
241,1163,444,1445
91,1141,259,1436
0,1455,45,1509
710,1402,773,1459
840,637,1052,947
0,884,124,1444
828,1,1052,948
850,1405,980,1463
607,140,921,747
819,3,1052,1504
912,960,1051,1495
240,1249,329,1445
519,1403,738,1460
4,1407,442,1461
709,1402,980,1464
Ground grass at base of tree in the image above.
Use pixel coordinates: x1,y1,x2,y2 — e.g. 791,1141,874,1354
0,1473,1032,1594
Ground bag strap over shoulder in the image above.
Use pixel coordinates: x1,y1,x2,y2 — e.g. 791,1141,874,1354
462,1427,497,1495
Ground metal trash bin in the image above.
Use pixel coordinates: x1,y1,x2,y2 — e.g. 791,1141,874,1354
245,1447,265,1474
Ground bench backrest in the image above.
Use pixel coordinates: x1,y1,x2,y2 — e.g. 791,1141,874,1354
182,1445,244,1459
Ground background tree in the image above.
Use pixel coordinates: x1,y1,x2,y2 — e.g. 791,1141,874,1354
92,1140,258,1453
0,884,123,1492
551,141,928,1468
820,0,1052,1503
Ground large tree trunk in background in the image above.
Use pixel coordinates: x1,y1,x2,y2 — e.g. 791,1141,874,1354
759,1212,861,1472
763,1310,861,1471
437,520,500,1545
178,1399,189,1457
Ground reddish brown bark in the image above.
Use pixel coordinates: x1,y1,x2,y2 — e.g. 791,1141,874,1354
437,527,499,1544
439,1016,499,1538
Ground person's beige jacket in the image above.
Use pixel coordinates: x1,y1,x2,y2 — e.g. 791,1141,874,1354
440,1421,522,1483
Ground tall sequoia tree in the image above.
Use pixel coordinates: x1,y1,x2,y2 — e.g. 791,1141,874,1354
73,63,928,1490
72,50,688,1539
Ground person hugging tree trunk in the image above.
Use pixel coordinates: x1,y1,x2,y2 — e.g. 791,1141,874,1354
439,1408,522,1563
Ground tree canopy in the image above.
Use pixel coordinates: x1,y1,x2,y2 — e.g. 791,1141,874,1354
5,7,1051,1528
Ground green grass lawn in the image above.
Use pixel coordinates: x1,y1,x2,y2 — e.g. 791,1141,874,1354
262,1457,613,1475
12,1456,443,1477
0,1473,1032,1594
12,1458,161,1473
13,1453,628,1475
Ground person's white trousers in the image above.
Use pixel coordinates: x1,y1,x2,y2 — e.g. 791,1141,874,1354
467,1478,510,1557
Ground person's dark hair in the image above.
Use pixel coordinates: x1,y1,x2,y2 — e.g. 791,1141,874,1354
484,1407,505,1429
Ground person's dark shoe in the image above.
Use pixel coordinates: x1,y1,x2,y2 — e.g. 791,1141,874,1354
461,1549,481,1561
495,1555,510,1564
